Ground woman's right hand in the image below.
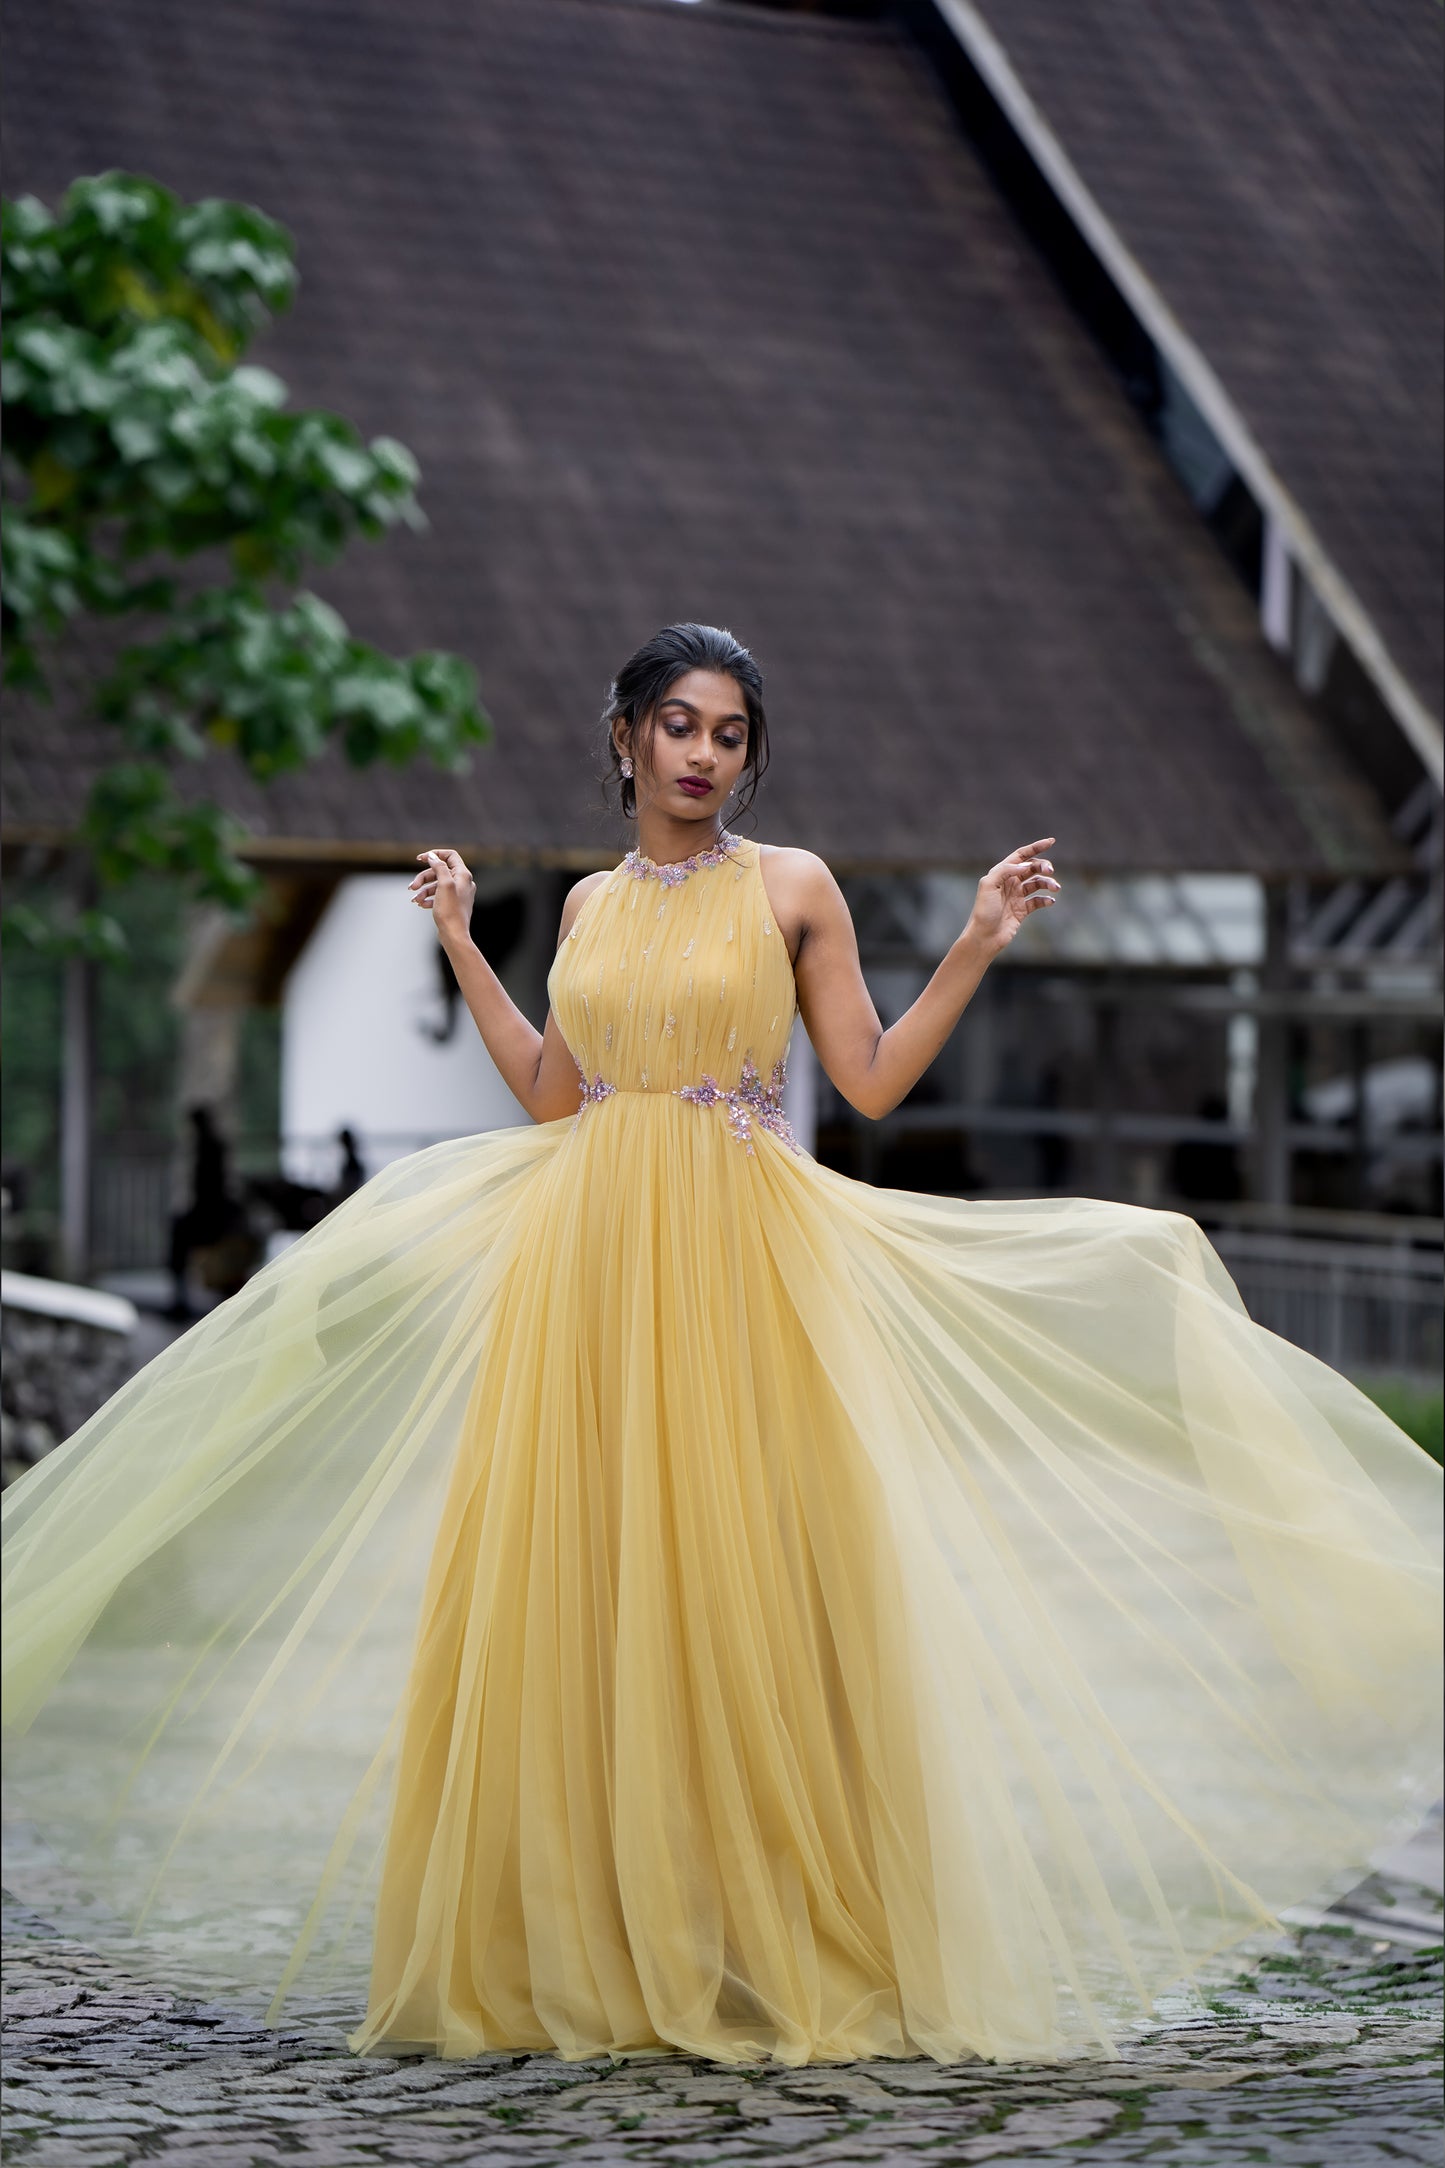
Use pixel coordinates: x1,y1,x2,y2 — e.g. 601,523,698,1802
410,848,476,946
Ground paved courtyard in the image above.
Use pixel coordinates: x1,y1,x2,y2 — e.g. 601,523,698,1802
2,1820,1440,2167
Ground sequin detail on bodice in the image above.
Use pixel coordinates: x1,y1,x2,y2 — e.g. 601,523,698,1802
547,835,799,1151
620,829,744,886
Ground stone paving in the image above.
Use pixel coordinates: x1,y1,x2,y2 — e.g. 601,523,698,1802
2,1828,1440,2168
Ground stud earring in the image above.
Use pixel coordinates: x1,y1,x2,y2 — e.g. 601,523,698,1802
620,756,634,779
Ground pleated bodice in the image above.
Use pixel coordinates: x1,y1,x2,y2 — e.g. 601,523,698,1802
547,832,797,1132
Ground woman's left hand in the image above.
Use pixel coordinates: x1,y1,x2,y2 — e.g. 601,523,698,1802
967,838,1060,953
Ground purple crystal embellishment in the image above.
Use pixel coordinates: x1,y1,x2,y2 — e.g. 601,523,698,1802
676,1054,799,1156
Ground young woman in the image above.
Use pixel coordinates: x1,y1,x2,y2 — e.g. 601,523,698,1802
3,624,1440,2070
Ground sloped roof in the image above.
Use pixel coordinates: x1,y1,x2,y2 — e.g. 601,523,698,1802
931,0,1445,753
0,0,1402,876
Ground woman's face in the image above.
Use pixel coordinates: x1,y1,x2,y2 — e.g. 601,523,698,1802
619,669,750,818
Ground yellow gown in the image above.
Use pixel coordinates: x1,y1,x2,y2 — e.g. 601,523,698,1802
2,831,1441,2067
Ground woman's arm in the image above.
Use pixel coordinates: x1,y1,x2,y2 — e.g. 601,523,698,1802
766,838,1059,1120
409,849,605,1122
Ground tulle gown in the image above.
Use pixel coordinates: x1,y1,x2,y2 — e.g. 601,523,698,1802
2,831,1441,2068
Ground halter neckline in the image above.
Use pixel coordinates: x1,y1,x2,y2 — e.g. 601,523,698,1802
620,829,744,886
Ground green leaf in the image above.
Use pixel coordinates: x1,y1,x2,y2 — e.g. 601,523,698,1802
228,363,287,410
110,412,166,461
0,895,133,964
318,441,374,493
368,436,420,487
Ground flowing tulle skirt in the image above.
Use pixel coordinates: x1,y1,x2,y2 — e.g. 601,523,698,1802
2,1103,1441,2065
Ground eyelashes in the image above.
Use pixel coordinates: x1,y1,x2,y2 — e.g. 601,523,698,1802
661,723,744,749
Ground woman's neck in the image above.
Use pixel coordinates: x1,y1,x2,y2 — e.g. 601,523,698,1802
632,813,728,867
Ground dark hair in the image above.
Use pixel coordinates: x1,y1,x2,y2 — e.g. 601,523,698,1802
600,623,769,822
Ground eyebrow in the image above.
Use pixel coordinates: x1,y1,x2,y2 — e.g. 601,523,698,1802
658,697,748,725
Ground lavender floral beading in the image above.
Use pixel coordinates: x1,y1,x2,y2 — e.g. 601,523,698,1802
572,1054,799,1156
676,1055,800,1156
621,830,742,887
575,1066,618,1118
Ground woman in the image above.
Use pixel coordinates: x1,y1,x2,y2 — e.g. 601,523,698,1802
2,624,1440,2069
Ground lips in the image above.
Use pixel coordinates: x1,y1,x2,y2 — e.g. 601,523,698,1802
677,779,713,796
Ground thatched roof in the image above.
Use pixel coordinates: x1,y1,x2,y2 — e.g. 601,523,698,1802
1,0,1403,876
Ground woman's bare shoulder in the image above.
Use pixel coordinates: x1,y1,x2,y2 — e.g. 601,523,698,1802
755,843,847,959
565,867,613,903
557,867,614,940
756,842,843,906
756,841,831,873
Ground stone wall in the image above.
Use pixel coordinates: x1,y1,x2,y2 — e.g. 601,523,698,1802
1,1276,138,1487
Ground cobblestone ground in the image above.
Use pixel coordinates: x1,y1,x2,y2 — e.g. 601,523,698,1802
3,1827,1440,2168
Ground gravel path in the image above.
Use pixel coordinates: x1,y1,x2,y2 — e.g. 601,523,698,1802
3,1820,1439,2166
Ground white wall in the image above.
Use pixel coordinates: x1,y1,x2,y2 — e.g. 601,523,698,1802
781,1026,818,1155
281,874,527,1184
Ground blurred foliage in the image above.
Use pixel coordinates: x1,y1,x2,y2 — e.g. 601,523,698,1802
1356,1377,1444,1465
2,172,489,954
2,874,187,1230
2,869,284,1262
1,927,64,1216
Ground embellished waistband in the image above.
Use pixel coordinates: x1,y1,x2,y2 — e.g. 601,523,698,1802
574,1056,800,1157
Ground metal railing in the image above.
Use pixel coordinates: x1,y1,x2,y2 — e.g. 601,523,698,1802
88,1132,286,1275
1208,1230,1442,1384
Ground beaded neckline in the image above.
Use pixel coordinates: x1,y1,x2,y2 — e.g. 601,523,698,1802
620,829,743,887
